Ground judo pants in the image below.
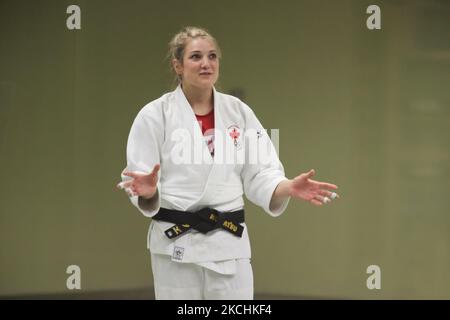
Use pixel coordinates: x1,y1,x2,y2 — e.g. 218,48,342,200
150,253,254,300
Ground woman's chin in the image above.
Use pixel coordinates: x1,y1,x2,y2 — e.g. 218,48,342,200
194,80,216,89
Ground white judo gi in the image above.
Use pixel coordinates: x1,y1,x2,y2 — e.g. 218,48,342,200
121,84,290,299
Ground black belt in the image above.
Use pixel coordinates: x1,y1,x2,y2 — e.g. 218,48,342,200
153,207,245,239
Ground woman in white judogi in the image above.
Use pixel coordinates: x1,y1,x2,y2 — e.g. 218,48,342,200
118,27,339,300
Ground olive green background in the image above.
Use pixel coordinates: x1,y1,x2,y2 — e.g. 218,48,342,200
1,0,449,299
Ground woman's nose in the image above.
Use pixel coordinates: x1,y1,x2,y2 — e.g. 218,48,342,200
200,57,210,68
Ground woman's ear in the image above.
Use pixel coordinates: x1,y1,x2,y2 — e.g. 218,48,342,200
172,59,182,77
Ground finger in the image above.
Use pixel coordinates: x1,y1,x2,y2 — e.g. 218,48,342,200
126,187,138,197
315,195,332,205
317,189,332,197
122,171,139,178
314,195,325,202
306,169,315,179
116,182,125,189
125,187,133,196
150,164,161,176
330,192,339,200
317,190,340,199
318,182,338,190
117,181,133,190
311,199,323,206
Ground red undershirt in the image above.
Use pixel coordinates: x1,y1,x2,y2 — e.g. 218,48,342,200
195,109,215,157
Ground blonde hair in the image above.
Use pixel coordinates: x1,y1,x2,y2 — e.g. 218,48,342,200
167,26,222,82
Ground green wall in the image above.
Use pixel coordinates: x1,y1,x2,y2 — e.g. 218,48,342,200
1,0,449,298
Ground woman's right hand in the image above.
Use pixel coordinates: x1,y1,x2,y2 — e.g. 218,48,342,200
117,164,160,199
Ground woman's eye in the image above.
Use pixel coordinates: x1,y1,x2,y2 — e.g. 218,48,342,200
209,53,217,59
191,54,201,59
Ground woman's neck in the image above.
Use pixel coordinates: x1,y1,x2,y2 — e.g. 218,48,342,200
181,83,214,115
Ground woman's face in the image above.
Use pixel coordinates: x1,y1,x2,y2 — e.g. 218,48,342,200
174,37,219,90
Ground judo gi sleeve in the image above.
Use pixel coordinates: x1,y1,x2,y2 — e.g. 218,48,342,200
240,104,291,217
121,105,163,217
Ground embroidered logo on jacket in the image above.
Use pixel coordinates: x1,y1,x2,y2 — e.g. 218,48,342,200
227,125,242,149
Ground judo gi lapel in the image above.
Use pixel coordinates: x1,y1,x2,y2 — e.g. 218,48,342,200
193,87,227,208
173,84,222,210
173,84,214,164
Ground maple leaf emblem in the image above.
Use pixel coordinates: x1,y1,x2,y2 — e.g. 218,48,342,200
229,128,240,140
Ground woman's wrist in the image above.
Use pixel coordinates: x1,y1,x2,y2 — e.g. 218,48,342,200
141,190,157,200
276,179,293,198
272,179,293,201
138,190,158,210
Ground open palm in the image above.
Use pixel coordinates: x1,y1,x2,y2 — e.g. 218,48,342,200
290,169,339,206
118,164,160,199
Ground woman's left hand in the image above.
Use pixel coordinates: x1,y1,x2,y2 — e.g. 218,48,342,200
290,169,339,206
